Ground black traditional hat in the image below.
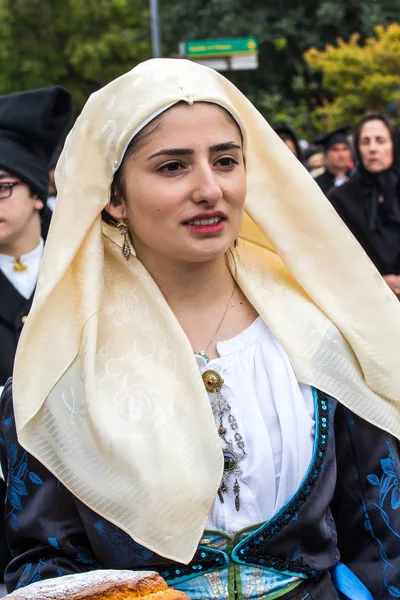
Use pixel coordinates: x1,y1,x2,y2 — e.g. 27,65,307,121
0,86,73,201
313,126,350,153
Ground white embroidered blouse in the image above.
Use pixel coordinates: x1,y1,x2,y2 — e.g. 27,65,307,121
196,316,315,535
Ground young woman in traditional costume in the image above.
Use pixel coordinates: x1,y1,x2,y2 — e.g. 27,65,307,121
1,59,400,599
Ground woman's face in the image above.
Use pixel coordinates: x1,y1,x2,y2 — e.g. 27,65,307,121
358,119,393,173
110,103,246,265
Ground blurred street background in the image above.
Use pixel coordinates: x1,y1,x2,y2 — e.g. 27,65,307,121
0,0,399,135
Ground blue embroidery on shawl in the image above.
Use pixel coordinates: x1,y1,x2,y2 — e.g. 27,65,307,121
343,408,355,427
48,537,60,550
2,410,99,578
16,559,48,589
3,415,43,533
93,519,154,565
366,441,400,597
76,551,96,565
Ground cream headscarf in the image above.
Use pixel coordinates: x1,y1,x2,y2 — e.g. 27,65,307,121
14,58,400,564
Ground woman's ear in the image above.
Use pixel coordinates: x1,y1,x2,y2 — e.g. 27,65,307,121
33,197,44,211
107,202,124,220
107,192,125,220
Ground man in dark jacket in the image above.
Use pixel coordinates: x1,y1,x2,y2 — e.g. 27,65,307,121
313,127,352,195
0,85,73,583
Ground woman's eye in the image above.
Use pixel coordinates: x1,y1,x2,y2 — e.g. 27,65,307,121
158,161,183,174
216,156,238,168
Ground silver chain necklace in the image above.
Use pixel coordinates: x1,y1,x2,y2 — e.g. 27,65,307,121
195,281,236,364
195,280,246,509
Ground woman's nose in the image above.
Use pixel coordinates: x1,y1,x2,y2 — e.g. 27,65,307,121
190,166,223,204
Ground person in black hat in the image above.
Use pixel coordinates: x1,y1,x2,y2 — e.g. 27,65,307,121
0,86,72,584
0,85,72,388
274,125,303,162
313,127,353,195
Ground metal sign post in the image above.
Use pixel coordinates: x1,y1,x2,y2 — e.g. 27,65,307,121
149,0,162,58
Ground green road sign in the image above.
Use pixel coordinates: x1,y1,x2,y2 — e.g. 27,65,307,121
184,37,258,59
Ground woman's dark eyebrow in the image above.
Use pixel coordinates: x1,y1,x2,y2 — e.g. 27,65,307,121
147,148,193,160
210,142,242,152
147,142,242,161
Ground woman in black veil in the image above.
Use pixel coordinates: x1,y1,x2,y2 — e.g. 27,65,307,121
329,113,400,297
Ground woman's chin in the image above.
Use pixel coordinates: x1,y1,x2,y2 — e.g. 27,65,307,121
179,240,233,263
366,162,386,173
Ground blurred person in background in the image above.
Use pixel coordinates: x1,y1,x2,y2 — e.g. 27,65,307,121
0,86,72,389
308,152,325,178
274,125,303,162
313,127,352,194
329,113,400,298
0,86,72,585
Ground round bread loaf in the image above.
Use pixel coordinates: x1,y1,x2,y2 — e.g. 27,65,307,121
3,569,190,600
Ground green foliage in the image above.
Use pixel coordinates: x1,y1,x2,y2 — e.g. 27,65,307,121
0,0,152,113
305,24,400,129
1,0,400,137
161,0,400,136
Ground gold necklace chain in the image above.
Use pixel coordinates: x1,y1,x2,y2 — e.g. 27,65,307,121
195,280,236,363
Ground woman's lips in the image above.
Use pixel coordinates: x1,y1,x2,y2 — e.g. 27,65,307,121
184,220,225,234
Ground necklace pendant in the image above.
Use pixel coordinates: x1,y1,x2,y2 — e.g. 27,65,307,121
223,451,238,473
217,480,229,503
233,479,241,511
199,350,209,363
202,370,224,393
235,493,240,512
13,259,28,272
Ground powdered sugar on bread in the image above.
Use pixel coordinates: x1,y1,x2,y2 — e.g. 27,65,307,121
3,569,172,599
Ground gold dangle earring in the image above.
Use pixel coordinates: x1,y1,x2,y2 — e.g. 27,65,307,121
234,238,239,249
118,220,133,261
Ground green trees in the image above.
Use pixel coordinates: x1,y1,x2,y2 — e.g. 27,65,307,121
161,0,400,135
0,0,152,112
305,24,400,129
0,0,399,133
